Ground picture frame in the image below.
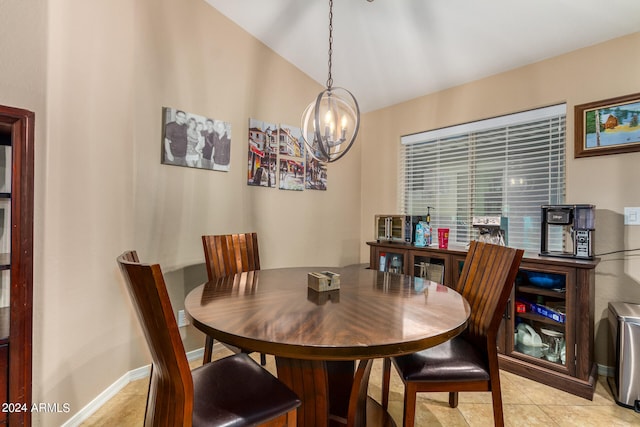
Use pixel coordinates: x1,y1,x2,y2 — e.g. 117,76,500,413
574,93,640,158
161,107,232,171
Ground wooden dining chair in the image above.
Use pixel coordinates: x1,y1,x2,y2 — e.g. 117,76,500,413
201,233,267,365
381,241,524,427
117,251,300,427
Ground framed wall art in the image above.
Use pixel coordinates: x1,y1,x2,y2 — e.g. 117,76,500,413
278,124,305,158
279,158,304,191
161,107,231,171
247,118,277,187
305,152,327,190
574,93,640,158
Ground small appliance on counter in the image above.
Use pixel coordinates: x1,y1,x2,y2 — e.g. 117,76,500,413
472,216,508,246
540,204,595,259
375,215,407,243
375,214,429,244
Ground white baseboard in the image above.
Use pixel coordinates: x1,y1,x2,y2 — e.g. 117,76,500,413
61,347,207,427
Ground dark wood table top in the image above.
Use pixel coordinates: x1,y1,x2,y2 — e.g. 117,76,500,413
185,265,470,361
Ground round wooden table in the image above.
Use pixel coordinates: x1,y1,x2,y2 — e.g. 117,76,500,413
185,265,470,427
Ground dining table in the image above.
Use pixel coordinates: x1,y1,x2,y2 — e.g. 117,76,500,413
184,264,470,427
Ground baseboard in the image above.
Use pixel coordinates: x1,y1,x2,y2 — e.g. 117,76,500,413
597,363,615,377
61,347,207,427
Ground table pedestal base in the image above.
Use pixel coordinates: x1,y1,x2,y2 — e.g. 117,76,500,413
276,357,396,427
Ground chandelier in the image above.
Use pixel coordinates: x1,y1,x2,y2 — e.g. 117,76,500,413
302,0,361,163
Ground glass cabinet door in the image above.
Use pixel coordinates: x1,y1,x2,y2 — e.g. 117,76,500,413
410,251,446,284
508,267,575,376
376,250,406,274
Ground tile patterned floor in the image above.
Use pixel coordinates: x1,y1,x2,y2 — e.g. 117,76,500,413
81,347,640,426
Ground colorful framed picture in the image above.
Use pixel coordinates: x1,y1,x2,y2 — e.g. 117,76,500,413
305,152,327,190
279,158,304,191
278,124,305,158
247,118,277,187
574,93,640,158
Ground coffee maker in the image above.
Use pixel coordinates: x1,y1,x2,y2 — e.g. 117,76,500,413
472,216,508,246
540,204,595,259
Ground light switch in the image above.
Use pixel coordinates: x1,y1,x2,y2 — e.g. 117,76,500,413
624,207,640,225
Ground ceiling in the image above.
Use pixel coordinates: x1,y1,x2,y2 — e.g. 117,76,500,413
205,0,640,113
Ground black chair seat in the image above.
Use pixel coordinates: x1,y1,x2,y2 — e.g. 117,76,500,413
394,335,490,383
192,353,301,427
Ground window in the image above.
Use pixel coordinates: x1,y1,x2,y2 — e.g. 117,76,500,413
399,104,566,252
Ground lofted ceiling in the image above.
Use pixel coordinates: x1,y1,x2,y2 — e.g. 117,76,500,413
205,0,640,113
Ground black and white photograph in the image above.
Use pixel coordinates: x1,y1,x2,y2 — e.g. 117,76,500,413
161,107,231,171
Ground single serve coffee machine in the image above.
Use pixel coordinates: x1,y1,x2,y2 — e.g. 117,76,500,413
540,204,595,259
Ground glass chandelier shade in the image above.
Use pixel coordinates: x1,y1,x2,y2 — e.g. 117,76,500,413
301,0,361,163
302,87,360,163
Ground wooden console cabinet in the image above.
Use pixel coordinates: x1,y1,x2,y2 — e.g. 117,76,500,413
368,241,599,399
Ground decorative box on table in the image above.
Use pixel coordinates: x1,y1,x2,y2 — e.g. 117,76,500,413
308,271,341,292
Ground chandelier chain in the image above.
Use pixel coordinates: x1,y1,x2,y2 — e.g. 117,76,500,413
327,0,334,89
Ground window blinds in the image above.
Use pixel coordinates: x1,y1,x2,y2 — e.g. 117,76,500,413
399,104,566,251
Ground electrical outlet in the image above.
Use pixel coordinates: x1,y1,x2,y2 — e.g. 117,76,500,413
624,207,640,225
177,309,189,327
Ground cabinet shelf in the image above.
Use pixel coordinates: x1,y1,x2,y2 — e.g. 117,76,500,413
516,311,565,327
516,285,566,299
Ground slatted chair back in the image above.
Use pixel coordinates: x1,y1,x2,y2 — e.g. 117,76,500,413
457,241,524,345
117,251,193,426
202,233,261,280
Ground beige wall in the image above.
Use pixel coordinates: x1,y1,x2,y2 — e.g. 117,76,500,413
360,32,640,368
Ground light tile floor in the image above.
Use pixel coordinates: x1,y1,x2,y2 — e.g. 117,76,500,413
81,347,640,426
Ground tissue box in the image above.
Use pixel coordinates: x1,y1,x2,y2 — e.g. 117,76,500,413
308,271,341,292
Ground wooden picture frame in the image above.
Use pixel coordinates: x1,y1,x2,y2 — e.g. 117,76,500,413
574,93,640,158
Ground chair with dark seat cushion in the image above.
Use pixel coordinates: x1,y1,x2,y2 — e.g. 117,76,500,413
381,241,524,427
117,250,300,427
201,233,266,365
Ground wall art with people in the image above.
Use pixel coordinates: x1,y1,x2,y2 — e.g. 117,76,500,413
161,107,231,172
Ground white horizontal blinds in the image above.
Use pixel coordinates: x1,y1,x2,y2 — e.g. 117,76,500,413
400,104,566,251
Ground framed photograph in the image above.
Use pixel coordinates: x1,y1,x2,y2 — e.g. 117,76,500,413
161,107,231,171
574,93,640,158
